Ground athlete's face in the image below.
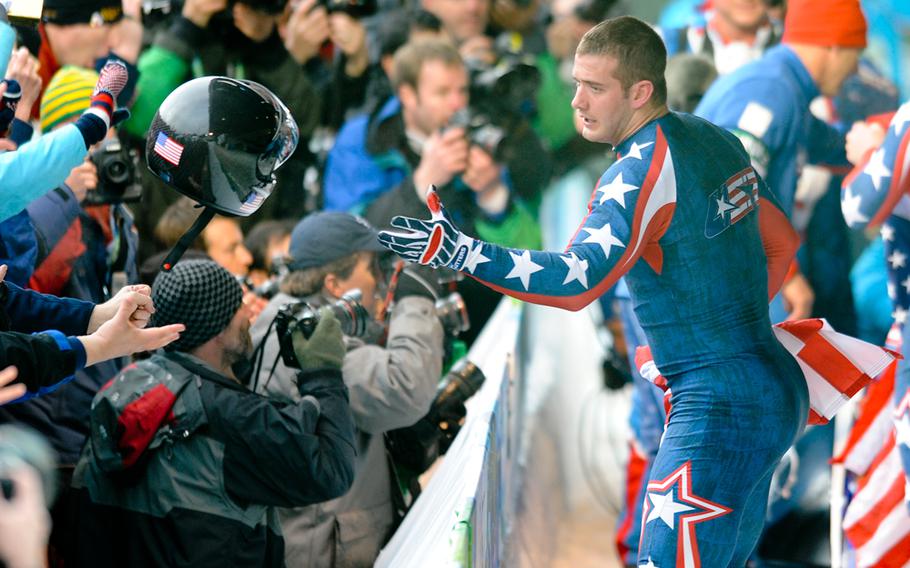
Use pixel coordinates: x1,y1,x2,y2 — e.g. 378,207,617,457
571,53,633,146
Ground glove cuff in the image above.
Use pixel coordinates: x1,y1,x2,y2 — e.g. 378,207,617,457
446,233,477,271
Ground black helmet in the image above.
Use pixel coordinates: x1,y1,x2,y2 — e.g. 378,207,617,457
146,76,299,217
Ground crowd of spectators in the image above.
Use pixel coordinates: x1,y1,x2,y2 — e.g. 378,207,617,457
0,0,904,566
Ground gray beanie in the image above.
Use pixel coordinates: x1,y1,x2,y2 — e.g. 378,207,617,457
150,260,243,352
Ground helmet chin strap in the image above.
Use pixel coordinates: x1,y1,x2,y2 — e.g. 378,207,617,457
161,206,217,272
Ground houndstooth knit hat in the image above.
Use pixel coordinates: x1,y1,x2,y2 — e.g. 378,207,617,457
150,260,243,352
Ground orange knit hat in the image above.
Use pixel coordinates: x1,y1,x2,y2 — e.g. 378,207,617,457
782,0,867,48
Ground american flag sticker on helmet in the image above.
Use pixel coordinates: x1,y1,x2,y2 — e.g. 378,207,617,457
154,132,184,166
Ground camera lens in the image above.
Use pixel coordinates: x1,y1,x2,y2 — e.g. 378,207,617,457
105,159,130,185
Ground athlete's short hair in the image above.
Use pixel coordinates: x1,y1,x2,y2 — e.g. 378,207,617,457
577,16,668,107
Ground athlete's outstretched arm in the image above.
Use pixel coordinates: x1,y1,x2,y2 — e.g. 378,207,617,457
379,131,678,311
841,102,910,229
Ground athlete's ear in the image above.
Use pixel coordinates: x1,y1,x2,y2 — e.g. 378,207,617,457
629,79,655,110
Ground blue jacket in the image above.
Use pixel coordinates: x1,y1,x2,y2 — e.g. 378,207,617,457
323,97,408,213
696,45,820,217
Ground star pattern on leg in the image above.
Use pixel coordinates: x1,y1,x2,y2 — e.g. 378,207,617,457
881,224,895,242
641,461,732,568
505,250,544,291
891,102,910,134
888,250,907,270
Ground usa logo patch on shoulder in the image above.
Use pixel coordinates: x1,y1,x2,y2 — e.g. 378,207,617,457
705,167,759,238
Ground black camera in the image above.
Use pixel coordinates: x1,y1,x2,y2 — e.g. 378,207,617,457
435,292,470,336
87,137,142,205
274,290,370,369
318,0,377,18
385,358,486,474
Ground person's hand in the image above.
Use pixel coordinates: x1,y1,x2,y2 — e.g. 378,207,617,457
182,0,228,28
232,2,277,42
328,12,368,76
413,128,470,193
291,309,344,370
80,294,184,366
281,0,330,65
0,467,50,568
0,367,26,405
63,160,98,202
5,48,41,122
462,145,502,194
378,187,478,270
845,120,887,166
85,59,131,130
782,272,814,321
87,284,155,333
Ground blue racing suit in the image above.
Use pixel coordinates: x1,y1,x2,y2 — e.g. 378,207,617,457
418,112,809,565
841,100,910,505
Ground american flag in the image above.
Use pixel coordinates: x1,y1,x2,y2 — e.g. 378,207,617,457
704,166,759,237
634,319,898,426
153,131,184,166
834,328,910,567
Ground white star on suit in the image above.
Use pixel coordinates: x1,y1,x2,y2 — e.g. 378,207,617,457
882,224,895,242
618,141,654,162
864,148,892,191
888,250,907,269
903,276,910,294
639,559,657,568
462,243,490,274
891,103,910,134
893,306,908,326
598,172,639,208
716,197,736,218
582,223,626,259
505,250,544,290
561,252,589,289
841,188,870,227
646,489,695,530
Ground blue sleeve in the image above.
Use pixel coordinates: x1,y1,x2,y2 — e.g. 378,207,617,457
27,186,82,263
459,129,677,312
2,281,94,335
0,124,88,223
696,76,794,179
841,101,910,230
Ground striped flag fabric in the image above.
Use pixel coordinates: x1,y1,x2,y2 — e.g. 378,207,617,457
634,318,899,426
153,131,184,166
834,352,910,568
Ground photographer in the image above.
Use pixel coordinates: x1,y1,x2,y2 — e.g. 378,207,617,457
251,211,443,567
71,260,356,568
323,37,543,340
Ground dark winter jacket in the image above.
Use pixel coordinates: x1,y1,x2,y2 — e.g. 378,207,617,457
71,351,357,568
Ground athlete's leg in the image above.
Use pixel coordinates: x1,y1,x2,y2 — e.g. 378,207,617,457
637,357,807,567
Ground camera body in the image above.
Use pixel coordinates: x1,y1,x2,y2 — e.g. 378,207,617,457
87,137,142,205
273,290,370,369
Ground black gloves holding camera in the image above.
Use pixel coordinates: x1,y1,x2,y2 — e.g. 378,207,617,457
291,309,346,370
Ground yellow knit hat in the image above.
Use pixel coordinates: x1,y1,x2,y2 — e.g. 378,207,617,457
40,66,99,132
